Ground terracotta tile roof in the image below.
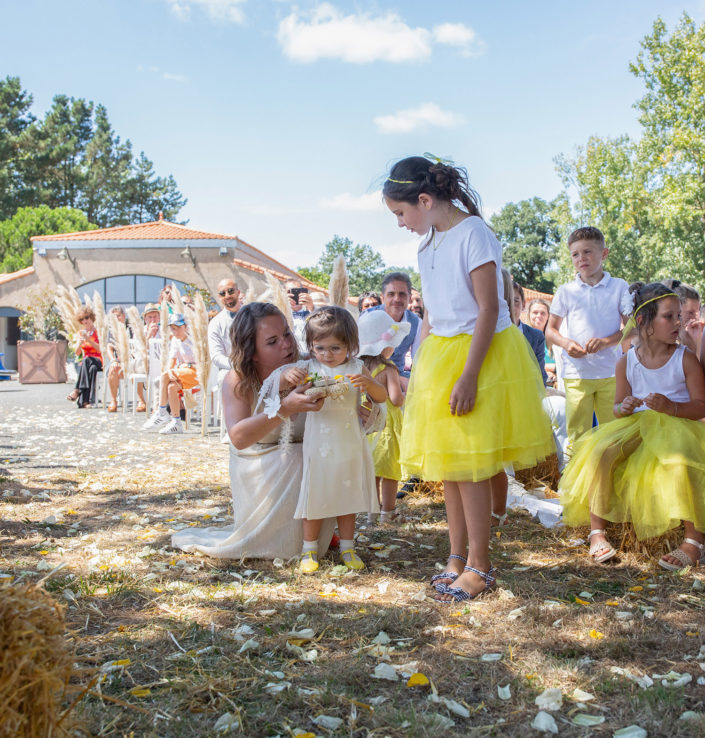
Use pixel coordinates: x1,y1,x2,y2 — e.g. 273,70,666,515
232,258,357,306
523,287,554,303
0,266,35,285
32,217,231,242
232,258,322,290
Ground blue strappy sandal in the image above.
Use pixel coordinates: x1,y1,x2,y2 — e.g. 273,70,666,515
434,565,497,603
430,554,467,588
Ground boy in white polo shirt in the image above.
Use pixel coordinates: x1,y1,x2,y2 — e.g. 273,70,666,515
546,227,631,450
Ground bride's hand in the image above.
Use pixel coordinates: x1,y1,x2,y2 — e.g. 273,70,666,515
281,383,324,415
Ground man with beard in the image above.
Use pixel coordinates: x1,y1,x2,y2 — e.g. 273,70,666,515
208,278,241,438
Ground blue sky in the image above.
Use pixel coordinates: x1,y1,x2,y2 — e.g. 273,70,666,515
2,1,704,272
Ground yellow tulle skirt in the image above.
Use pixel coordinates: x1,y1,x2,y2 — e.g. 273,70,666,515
369,400,403,480
560,411,705,540
400,326,554,483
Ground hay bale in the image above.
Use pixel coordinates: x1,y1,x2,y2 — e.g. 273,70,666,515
514,453,560,494
607,522,684,558
0,583,75,737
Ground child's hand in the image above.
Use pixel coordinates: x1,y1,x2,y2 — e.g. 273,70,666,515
618,395,642,416
450,372,477,416
565,340,587,358
282,367,307,387
585,337,605,354
346,373,370,391
643,393,676,415
684,319,705,343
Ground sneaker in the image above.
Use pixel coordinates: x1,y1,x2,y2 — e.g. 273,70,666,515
341,548,365,571
143,409,169,430
298,551,319,574
159,417,183,434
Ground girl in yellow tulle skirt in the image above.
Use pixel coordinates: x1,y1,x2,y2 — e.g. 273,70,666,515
560,283,705,570
383,154,554,602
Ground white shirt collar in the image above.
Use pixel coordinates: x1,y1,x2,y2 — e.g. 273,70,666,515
575,271,610,289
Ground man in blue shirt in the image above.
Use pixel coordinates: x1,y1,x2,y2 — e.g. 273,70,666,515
369,271,421,391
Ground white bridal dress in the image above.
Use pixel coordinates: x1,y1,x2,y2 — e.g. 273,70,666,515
172,406,334,560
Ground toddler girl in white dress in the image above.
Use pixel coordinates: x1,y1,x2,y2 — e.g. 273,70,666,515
283,306,387,573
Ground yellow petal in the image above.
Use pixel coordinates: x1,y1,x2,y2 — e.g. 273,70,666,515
152,587,164,593
407,672,430,687
589,629,604,640
112,659,131,667
628,586,643,592
130,687,151,697
574,597,590,605
686,631,699,637
605,600,619,606
39,550,48,555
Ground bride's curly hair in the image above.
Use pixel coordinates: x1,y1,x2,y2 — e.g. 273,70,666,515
229,302,298,399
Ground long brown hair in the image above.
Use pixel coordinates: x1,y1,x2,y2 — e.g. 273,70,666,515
229,302,296,398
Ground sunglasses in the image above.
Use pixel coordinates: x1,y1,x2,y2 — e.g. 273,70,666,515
218,288,238,297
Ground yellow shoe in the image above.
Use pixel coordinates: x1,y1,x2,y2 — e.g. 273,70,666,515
341,548,365,571
298,551,319,574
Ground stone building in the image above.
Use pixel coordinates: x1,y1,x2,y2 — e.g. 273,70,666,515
0,214,318,370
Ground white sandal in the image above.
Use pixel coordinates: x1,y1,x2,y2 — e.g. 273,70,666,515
588,529,617,563
491,512,508,528
658,538,705,571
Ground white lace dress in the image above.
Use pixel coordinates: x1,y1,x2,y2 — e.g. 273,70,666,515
294,357,379,520
172,403,334,560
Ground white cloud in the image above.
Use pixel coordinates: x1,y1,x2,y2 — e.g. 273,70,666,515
277,5,484,64
163,72,188,82
374,102,464,134
166,0,246,23
277,3,432,63
319,190,383,212
432,22,484,56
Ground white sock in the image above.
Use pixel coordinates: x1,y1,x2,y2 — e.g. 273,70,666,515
302,540,317,554
339,539,354,552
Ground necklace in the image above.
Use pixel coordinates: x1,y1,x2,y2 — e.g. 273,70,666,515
431,207,459,270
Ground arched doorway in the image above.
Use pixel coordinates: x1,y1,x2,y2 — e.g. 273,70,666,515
0,307,22,371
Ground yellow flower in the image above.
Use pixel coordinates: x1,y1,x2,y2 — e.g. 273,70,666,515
589,629,604,640
407,673,430,687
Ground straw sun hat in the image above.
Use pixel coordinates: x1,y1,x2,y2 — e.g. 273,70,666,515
358,309,411,357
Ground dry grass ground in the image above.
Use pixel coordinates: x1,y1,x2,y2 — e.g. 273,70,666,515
2,461,705,737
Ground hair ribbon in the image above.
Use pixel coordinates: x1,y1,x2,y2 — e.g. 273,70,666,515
424,152,455,165
618,292,678,345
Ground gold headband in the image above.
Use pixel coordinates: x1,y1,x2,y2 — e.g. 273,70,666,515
387,177,414,184
619,292,678,345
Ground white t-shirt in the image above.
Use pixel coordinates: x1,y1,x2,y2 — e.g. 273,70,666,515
550,272,631,380
169,335,196,365
418,216,512,337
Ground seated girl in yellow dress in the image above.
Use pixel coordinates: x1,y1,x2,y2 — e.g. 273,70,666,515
560,283,705,569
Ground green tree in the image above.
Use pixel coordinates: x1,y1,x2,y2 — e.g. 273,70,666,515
0,76,36,220
298,235,386,295
490,196,564,292
0,77,187,228
123,152,187,224
0,205,97,272
555,14,705,292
